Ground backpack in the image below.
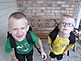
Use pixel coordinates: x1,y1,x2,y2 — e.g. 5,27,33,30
7,26,41,54
49,25,76,56
49,25,76,44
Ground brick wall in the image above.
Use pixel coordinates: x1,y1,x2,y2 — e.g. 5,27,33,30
17,0,80,18
17,0,81,38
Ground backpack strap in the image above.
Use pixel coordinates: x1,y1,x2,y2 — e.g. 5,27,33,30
26,31,41,54
49,26,59,43
7,32,17,53
67,31,76,56
8,32,16,48
69,31,76,44
26,31,33,44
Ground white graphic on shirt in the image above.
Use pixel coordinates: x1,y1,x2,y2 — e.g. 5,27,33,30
16,43,29,51
62,44,67,48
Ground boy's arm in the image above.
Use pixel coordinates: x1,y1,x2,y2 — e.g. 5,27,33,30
38,38,44,51
10,49,18,61
63,43,75,54
5,38,18,61
38,38,47,60
48,36,52,51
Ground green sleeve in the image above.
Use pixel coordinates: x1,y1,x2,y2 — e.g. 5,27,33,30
5,38,12,53
30,31,38,45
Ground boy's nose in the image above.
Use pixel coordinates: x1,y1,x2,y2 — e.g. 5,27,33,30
64,24,68,27
17,29,22,34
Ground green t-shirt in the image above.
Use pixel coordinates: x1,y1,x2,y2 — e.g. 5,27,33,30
5,31,38,54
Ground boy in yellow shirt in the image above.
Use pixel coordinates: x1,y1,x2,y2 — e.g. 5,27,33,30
48,15,76,61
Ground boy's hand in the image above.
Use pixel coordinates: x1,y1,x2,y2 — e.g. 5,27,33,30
41,51,47,60
11,57,18,61
48,43,52,52
10,50,18,61
63,50,67,55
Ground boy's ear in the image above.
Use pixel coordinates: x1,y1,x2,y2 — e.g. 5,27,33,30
26,25,29,31
58,24,60,30
8,27,12,34
71,27,74,31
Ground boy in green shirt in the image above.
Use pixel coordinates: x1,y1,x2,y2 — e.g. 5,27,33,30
5,12,47,61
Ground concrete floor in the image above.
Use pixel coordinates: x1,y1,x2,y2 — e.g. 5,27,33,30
0,39,81,61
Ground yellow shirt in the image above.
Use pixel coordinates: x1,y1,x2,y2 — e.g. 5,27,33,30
48,36,69,55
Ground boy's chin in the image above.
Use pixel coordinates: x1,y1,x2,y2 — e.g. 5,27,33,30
16,38,25,42
63,31,70,34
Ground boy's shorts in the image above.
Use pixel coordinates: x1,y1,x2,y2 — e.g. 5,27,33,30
49,52,63,60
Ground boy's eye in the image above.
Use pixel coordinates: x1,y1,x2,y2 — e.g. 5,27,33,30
61,22,74,27
61,22,66,25
68,23,71,25
21,27,25,29
68,23,73,26
62,22,65,25
13,28,17,30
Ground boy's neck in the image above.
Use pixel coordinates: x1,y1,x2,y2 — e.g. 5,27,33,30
58,31,70,39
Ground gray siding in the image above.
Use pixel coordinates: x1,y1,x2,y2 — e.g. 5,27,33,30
0,0,17,48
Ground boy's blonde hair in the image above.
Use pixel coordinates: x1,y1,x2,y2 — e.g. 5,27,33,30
8,12,28,28
60,15,75,27
9,12,26,19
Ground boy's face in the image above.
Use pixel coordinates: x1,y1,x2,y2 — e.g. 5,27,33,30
59,17,75,34
9,18,29,41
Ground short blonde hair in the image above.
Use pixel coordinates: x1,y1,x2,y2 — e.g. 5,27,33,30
8,12,29,31
60,15,75,26
9,12,26,19
8,12,28,28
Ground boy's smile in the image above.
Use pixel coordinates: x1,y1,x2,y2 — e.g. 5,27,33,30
9,18,29,42
16,35,23,39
